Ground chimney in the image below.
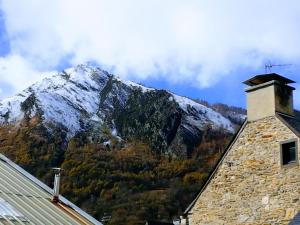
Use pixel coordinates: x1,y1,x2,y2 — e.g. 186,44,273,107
244,73,296,121
52,168,63,203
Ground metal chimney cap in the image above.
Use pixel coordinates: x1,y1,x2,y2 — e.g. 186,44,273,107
52,168,64,174
243,73,295,86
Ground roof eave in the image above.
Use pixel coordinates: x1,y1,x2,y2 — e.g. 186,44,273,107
275,112,300,138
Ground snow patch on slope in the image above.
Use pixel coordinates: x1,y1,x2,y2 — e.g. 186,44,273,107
116,78,154,93
0,65,109,137
171,93,235,133
0,94,28,123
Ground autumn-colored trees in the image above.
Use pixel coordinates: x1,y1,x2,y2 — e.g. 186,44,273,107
0,119,232,225
59,136,228,224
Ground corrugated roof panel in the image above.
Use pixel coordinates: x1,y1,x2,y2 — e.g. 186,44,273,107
0,162,48,198
0,155,101,225
0,198,22,217
4,193,84,225
0,198,29,222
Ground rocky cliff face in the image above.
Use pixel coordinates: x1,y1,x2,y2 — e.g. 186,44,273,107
0,64,243,158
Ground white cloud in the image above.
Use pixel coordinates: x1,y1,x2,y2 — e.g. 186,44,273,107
0,54,52,96
1,0,300,94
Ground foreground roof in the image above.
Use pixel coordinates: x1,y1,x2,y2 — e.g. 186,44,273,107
0,154,102,225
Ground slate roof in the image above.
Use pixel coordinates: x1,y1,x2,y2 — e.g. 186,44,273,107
276,111,300,137
289,212,300,225
0,154,102,225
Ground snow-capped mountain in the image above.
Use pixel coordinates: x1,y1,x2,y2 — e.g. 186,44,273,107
0,64,245,157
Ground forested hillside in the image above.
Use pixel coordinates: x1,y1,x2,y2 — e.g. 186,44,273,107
0,122,232,224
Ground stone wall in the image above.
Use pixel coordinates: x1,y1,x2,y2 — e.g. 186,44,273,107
189,116,300,225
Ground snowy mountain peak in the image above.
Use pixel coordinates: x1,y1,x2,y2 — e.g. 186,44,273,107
0,65,110,137
0,65,243,149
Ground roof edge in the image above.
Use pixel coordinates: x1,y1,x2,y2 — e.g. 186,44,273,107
243,73,296,86
183,120,248,215
0,154,103,225
276,112,300,138
245,80,295,93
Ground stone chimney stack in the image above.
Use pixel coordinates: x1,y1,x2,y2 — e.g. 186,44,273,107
244,73,295,121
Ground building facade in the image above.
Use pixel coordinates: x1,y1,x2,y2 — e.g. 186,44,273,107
184,74,300,225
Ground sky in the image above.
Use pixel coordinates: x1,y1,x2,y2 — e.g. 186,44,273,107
0,0,300,108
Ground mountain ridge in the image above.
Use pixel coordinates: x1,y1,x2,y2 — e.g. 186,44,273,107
0,64,244,157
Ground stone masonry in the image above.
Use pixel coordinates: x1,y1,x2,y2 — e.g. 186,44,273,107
189,116,300,225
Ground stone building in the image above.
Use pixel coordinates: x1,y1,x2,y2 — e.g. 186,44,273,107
182,74,300,225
